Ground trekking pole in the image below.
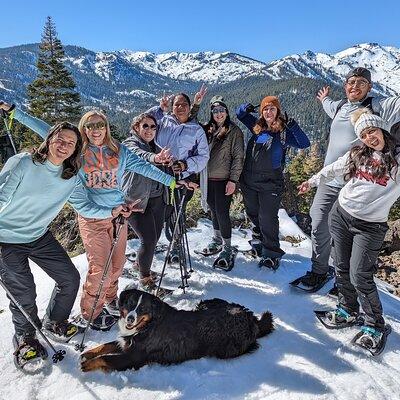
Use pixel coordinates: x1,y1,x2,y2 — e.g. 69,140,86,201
0,103,17,155
156,190,187,296
181,207,193,273
75,214,125,352
0,278,66,363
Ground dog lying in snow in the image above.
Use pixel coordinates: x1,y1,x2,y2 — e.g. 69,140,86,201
80,288,274,372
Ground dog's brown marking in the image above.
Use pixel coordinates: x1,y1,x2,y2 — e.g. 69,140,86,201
81,342,120,361
81,357,111,373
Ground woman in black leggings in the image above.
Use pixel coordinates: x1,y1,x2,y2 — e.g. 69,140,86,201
201,96,244,265
122,113,186,292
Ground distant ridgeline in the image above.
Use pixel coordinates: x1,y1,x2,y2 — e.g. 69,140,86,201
0,42,398,144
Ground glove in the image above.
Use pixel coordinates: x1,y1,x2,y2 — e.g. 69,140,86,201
171,160,188,174
245,103,257,114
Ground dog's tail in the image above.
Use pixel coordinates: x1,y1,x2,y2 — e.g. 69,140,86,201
256,311,274,338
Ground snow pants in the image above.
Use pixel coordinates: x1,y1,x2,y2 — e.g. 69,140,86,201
207,180,233,240
128,195,166,279
240,179,285,259
78,215,127,320
309,182,341,274
0,231,80,336
330,202,387,330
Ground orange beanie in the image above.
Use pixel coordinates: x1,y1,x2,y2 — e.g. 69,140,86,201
260,96,281,115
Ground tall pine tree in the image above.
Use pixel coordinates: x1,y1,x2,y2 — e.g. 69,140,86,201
27,16,81,125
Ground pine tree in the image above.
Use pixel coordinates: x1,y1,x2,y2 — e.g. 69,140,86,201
27,16,81,125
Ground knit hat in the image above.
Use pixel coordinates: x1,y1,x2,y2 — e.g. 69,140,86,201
346,67,372,83
210,95,228,110
351,108,390,139
260,96,281,115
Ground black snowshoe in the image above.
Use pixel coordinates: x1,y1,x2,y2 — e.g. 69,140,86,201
13,333,48,373
314,307,364,329
351,324,391,356
290,267,335,293
122,261,164,281
213,247,238,272
43,318,83,343
237,239,263,259
258,256,280,271
194,240,223,256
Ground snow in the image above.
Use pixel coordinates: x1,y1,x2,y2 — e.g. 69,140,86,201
0,210,399,400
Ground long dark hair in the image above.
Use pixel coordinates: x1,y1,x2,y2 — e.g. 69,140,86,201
344,130,399,181
203,108,231,140
31,122,82,179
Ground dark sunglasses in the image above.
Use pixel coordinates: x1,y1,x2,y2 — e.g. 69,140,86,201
142,123,157,130
212,107,226,115
85,121,107,131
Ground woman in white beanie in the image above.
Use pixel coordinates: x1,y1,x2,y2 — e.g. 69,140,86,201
298,108,398,355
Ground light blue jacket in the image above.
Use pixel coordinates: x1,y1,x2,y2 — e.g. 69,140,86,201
0,153,112,243
13,109,174,211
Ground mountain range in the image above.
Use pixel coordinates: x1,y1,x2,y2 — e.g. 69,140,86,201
0,42,398,137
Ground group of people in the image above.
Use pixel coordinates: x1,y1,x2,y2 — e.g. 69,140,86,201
0,66,400,367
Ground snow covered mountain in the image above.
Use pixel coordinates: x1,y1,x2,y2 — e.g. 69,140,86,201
266,43,400,96
1,212,399,399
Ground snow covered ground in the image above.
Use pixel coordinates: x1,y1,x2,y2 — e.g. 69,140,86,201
0,210,399,400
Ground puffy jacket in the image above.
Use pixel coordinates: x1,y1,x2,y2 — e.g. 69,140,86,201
205,122,244,182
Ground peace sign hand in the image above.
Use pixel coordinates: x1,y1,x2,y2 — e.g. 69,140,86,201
194,83,207,105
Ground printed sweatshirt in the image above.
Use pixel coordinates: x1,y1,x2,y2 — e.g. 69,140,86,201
13,109,174,212
308,151,400,222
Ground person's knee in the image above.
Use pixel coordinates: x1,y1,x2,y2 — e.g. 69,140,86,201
65,265,80,294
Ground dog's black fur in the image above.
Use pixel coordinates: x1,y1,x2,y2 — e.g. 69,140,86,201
80,288,274,372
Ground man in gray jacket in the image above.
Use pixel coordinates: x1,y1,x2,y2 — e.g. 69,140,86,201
294,67,400,292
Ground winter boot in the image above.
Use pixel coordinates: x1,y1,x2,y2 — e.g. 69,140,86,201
139,276,173,299
213,246,238,271
351,325,392,356
314,306,363,329
198,237,223,256
43,317,81,342
258,256,280,270
13,332,48,370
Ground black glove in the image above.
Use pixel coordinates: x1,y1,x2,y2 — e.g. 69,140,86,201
281,112,297,130
245,103,257,114
171,160,188,174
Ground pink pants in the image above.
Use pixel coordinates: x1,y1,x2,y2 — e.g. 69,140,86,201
78,215,127,319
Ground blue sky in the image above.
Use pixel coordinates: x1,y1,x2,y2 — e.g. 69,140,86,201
3,0,399,62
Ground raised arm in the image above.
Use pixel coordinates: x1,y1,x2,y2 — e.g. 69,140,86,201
236,103,258,132
13,108,51,139
284,119,311,149
122,145,174,186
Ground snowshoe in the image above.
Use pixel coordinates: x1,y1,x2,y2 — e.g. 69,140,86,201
104,298,120,317
314,307,364,329
139,277,173,299
351,324,391,356
167,247,181,265
327,284,339,298
72,309,117,332
13,333,48,373
122,261,163,281
290,267,335,293
194,239,223,256
213,247,238,272
258,256,280,271
43,318,83,343
237,239,263,259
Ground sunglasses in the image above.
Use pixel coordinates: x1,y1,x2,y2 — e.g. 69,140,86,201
212,107,226,115
346,79,369,88
142,123,157,130
84,121,107,131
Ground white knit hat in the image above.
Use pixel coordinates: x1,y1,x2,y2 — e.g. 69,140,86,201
353,110,390,139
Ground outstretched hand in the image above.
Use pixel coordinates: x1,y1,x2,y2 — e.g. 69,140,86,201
317,86,330,103
297,181,311,195
193,84,207,105
0,101,12,112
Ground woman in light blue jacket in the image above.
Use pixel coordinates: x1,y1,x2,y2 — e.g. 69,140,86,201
3,103,175,330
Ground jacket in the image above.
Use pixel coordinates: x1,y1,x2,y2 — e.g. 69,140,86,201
205,122,244,182
122,133,167,211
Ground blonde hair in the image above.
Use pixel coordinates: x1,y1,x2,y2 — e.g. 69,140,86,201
78,110,119,154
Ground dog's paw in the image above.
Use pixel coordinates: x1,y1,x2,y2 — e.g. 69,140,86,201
80,351,98,362
80,357,110,373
